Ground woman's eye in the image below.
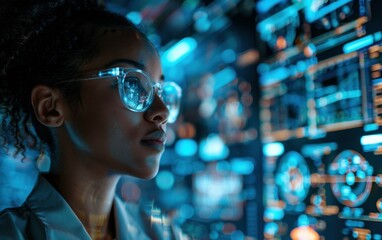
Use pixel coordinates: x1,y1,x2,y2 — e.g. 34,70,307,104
124,77,142,90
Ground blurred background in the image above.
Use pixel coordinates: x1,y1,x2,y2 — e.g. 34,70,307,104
2,0,382,239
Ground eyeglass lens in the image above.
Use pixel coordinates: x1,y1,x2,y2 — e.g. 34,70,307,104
121,70,181,123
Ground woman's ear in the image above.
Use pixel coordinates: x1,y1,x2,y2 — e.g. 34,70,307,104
31,85,65,127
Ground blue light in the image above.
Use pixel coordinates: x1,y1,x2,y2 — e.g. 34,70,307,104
305,0,352,23
257,2,304,36
259,67,290,86
296,60,307,72
375,31,382,42
256,0,284,13
230,230,244,240
263,142,284,157
126,11,142,25
257,63,270,73
264,222,279,235
164,37,198,64
231,158,254,175
194,17,211,32
297,214,309,226
155,170,175,190
363,123,379,132
346,172,355,186
175,139,198,157
264,208,284,220
212,67,237,90
343,35,374,53
360,134,382,145
199,134,229,161
179,203,195,219
221,49,236,63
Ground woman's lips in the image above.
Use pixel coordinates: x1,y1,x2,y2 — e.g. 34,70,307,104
141,130,167,151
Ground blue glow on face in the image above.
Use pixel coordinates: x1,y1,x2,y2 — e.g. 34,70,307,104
343,35,374,54
263,142,285,157
175,139,198,157
164,37,198,64
126,11,142,25
199,134,229,161
231,158,255,175
155,170,175,190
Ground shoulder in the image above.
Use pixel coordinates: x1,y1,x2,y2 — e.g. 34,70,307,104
0,205,29,239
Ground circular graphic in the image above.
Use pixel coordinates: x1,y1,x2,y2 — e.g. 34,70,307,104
276,151,311,205
329,150,373,207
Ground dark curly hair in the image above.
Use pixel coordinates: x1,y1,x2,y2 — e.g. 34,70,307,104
0,0,144,159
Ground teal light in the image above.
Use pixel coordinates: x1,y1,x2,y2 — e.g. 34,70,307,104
305,0,352,23
155,170,175,190
259,67,290,86
175,139,198,157
256,0,283,13
374,31,382,41
263,142,284,157
221,49,236,63
164,37,198,64
126,11,142,25
297,214,309,226
363,123,379,132
360,134,382,145
264,222,279,235
346,172,355,186
343,34,375,53
194,17,211,32
199,134,229,161
264,208,284,221
212,67,237,90
231,158,254,175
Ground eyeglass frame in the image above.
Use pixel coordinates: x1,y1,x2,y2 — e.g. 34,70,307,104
54,67,181,119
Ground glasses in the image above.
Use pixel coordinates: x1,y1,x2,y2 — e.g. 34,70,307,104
56,67,182,123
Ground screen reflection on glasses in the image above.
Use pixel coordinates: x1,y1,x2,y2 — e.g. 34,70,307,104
56,67,182,123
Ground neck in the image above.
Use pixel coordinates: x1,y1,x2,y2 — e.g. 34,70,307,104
47,157,121,239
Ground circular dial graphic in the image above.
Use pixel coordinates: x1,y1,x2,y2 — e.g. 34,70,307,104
276,151,311,205
329,150,373,207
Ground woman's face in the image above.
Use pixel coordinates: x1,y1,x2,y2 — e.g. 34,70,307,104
63,28,169,179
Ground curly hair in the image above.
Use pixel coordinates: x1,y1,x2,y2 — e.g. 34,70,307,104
0,0,144,159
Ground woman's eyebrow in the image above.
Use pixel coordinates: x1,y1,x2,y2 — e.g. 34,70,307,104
105,58,146,70
106,58,165,82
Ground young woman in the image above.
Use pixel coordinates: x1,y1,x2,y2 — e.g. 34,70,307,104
0,1,183,239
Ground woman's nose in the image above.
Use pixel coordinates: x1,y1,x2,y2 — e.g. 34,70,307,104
144,94,169,124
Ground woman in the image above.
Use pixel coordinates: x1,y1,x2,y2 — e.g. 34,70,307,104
0,1,183,239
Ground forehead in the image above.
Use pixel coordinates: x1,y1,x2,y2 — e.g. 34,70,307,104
80,28,161,75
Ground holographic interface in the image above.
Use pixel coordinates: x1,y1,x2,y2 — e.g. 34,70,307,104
259,0,382,239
